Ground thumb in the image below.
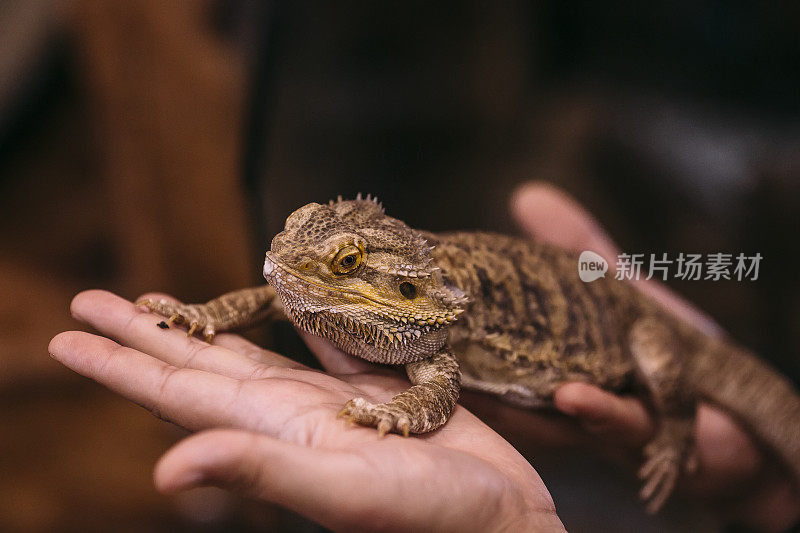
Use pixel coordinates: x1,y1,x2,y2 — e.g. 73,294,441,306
554,383,654,447
510,182,723,336
511,182,619,259
154,429,376,530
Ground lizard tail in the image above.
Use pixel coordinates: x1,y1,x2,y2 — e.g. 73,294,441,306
688,341,800,484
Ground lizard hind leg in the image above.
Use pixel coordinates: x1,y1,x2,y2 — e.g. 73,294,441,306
629,318,697,514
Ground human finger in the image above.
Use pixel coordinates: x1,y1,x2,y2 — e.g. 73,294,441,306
49,330,275,431
70,290,301,379
510,182,722,336
554,382,654,447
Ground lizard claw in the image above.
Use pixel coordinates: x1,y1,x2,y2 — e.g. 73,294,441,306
376,419,392,438
398,417,410,438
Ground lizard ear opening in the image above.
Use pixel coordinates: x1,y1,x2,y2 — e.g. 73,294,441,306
399,281,417,299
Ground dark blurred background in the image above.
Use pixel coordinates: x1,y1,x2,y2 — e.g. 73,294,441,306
1,1,798,531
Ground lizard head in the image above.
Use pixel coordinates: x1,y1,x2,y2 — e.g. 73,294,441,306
263,195,467,363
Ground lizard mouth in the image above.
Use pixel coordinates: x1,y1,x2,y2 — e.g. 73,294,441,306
262,253,277,277
264,251,452,358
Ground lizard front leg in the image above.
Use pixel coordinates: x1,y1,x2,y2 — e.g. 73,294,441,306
339,347,461,437
137,285,283,342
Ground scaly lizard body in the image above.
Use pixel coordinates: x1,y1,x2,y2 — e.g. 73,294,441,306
138,195,800,513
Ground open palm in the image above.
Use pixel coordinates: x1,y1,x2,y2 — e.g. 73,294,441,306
49,290,564,532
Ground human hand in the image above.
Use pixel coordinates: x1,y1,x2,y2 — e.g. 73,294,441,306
509,182,800,531
49,290,565,532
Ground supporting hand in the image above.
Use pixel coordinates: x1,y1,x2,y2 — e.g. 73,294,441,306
510,182,800,531
50,290,564,532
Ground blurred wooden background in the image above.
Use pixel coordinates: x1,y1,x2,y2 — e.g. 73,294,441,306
0,1,271,530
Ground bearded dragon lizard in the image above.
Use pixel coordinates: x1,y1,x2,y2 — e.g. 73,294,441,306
137,195,800,513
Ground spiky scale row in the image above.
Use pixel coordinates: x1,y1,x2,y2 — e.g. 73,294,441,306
375,264,434,278
330,193,385,212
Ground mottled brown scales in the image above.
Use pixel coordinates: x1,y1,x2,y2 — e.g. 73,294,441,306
138,195,800,514
432,232,636,403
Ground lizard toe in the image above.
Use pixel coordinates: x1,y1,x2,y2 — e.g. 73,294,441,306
136,297,215,339
202,325,216,343
638,444,680,513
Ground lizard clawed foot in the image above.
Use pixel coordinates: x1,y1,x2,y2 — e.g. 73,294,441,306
637,436,694,513
338,397,412,438
136,298,216,343
638,444,679,513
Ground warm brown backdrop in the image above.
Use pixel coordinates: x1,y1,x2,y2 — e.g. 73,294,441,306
1,1,797,531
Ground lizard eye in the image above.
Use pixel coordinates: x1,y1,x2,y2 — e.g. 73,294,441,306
399,281,417,299
332,245,362,275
